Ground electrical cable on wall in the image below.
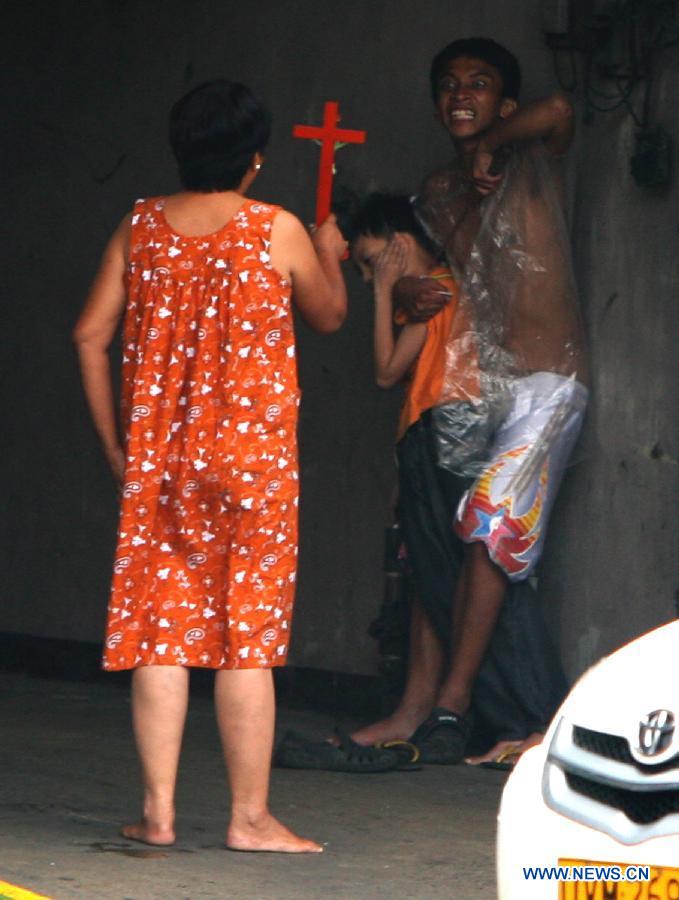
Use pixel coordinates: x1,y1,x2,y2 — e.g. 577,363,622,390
543,0,678,187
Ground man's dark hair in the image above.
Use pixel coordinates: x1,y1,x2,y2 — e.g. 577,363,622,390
169,80,271,191
429,38,521,102
348,193,437,255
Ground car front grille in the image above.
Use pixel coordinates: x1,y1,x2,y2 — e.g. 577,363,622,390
572,725,632,763
566,771,679,825
572,725,679,773
543,717,679,844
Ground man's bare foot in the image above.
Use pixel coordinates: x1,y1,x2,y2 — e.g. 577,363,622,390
350,710,429,747
517,732,544,753
465,732,543,767
465,739,522,766
120,821,176,846
226,811,323,854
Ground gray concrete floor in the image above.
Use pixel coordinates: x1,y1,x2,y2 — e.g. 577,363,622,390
0,673,505,899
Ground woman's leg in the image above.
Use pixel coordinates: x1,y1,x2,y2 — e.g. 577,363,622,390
122,665,189,845
215,668,322,853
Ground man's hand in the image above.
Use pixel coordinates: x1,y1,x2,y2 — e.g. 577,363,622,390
393,275,452,323
472,141,509,196
373,235,408,294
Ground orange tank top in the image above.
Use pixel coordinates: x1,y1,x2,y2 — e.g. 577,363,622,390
397,268,480,440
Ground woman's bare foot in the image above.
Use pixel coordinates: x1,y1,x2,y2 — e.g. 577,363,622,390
350,708,430,747
120,820,176,846
226,811,323,854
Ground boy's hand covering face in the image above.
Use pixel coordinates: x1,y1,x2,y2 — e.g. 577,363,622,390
373,235,408,293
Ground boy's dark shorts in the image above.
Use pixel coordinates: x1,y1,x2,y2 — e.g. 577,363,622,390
396,407,472,644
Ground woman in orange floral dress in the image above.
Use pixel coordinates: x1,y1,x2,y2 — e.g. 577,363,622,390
74,81,346,853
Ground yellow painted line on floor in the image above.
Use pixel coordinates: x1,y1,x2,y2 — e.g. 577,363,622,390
0,881,51,900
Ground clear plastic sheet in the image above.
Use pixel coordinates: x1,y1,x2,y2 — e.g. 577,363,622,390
416,141,588,479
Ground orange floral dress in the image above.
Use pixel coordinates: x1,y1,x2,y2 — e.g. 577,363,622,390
103,197,300,671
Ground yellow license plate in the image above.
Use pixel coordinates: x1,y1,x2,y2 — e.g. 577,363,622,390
558,859,679,900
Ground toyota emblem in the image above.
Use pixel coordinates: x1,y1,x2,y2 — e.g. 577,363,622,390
638,709,675,757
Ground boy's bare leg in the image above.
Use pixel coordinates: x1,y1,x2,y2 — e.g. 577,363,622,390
437,541,507,716
351,598,444,745
121,665,189,846
216,668,322,853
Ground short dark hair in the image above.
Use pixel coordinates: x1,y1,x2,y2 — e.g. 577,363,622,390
348,193,437,255
429,38,521,102
169,80,271,191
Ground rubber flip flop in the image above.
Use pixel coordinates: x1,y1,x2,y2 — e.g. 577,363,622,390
478,745,523,771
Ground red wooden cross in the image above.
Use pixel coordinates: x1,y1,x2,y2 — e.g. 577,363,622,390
293,100,366,225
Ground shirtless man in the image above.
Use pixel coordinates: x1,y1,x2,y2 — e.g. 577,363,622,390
353,38,588,767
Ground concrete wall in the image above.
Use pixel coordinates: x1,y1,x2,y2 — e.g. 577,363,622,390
3,0,677,676
541,61,679,678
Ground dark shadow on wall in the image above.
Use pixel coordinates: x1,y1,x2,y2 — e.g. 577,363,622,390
0,631,384,719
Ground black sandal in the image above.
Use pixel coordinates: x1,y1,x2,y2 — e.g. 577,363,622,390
275,729,403,773
408,707,471,765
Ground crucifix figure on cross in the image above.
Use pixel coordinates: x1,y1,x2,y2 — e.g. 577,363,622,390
293,101,367,226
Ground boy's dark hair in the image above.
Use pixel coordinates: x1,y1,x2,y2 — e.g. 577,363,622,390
429,38,521,102
169,80,271,191
348,193,437,255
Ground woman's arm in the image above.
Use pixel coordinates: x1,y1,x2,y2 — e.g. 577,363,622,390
72,215,130,485
372,238,427,388
270,211,347,333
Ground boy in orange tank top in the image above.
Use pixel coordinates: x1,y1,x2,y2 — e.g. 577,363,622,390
349,195,492,759
349,194,480,436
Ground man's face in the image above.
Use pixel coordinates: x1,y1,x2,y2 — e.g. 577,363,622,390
434,55,516,145
351,233,388,283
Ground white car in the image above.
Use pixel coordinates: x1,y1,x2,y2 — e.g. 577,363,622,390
497,619,679,899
